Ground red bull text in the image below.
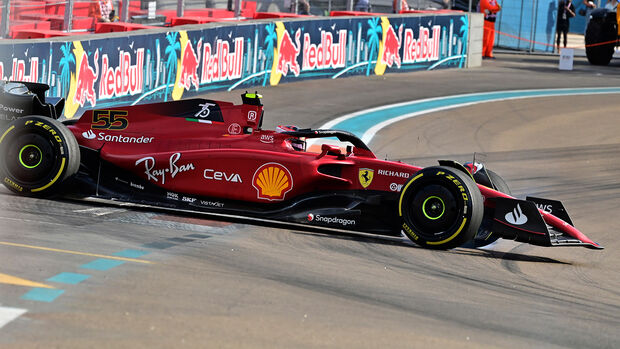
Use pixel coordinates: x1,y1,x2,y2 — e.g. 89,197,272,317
201,37,244,83
302,30,347,71
403,26,441,63
99,49,145,99
0,58,39,82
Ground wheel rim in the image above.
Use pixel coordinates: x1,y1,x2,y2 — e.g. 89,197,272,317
18,144,43,169
422,196,445,220
3,132,58,185
407,183,460,238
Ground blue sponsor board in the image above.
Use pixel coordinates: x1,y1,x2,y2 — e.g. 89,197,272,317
0,15,468,118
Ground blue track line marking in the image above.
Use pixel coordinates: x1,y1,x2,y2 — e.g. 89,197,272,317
21,288,65,302
46,272,91,285
80,258,125,271
319,87,620,145
112,249,150,258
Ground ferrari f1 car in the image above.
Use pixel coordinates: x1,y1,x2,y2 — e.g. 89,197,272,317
0,81,603,250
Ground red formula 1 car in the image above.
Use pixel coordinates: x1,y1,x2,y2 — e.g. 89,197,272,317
0,81,603,250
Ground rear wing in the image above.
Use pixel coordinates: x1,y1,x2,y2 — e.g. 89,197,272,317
0,81,64,129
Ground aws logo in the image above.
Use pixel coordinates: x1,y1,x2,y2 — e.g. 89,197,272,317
252,162,293,201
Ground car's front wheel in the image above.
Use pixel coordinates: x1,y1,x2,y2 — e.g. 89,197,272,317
399,166,484,249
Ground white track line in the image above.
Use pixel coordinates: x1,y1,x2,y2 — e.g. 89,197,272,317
0,306,27,330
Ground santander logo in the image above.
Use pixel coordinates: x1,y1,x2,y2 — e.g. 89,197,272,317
82,130,96,139
505,204,528,225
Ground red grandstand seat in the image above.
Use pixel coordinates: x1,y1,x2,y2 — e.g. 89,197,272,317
9,20,51,38
253,12,309,19
95,22,158,33
12,29,79,39
170,16,229,26
13,1,46,20
330,10,384,16
241,1,256,18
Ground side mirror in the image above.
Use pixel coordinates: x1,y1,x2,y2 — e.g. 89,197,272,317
317,144,345,159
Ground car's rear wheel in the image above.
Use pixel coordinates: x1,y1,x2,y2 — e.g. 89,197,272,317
470,169,511,248
399,166,484,249
0,116,80,196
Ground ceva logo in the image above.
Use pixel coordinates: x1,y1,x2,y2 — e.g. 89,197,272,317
505,204,528,225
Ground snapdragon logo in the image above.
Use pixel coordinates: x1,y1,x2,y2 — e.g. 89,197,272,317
307,213,356,227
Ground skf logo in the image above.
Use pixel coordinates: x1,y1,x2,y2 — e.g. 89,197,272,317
247,110,257,122
359,168,374,188
252,162,293,201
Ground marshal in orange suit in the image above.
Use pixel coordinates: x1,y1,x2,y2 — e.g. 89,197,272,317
479,0,501,58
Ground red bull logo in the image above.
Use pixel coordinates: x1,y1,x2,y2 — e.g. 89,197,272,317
179,40,201,90
98,49,145,99
4,58,39,82
276,29,301,77
302,30,347,71
201,37,244,84
381,25,403,68
74,50,99,107
403,26,441,63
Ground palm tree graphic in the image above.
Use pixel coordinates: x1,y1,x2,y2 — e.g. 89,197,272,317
58,42,74,98
458,16,468,68
262,23,277,86
164,32,181,101
366,17,381,76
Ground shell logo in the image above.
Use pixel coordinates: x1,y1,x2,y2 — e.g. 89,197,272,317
252,162,293,201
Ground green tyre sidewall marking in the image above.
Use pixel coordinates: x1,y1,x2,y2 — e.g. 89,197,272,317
422,195,445,220
18,144,43,169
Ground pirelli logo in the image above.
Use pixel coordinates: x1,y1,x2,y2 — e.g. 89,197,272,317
436,171,468,201
25,120,63,144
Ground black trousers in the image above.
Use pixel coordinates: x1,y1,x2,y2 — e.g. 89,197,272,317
557,22,569,48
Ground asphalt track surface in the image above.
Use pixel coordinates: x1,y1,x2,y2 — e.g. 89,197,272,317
2,53,620,348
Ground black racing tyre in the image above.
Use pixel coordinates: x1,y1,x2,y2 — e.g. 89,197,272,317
0,116,80,196
399,166,484,249
469,169,511,248
585,18,616,66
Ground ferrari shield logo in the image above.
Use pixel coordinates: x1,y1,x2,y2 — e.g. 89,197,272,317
359,168,374,188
